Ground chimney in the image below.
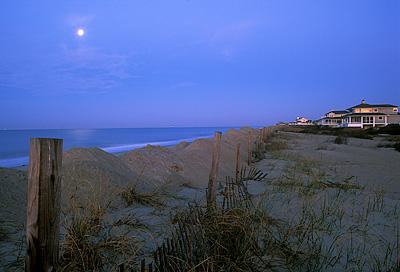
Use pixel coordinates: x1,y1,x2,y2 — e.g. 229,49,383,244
362,100,365,104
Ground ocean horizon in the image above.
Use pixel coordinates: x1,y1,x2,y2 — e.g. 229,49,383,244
0,127,243,168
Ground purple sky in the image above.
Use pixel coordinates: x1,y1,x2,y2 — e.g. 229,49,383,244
0,1,399,129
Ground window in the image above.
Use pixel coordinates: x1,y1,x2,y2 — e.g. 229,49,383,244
373,108,378,112
394,108,398,112
363,117,373,123
361,109,372,113
378,117,383,120
355,109,360,113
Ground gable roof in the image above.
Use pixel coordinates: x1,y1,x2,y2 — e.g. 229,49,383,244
325,110,348,115
347,103,398,110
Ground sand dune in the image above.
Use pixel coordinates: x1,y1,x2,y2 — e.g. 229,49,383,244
0,127,261,217
1,127,399,224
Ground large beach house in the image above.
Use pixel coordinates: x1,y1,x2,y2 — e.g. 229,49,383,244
321,100,400,129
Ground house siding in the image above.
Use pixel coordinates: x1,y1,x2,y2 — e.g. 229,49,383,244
375,108,397,114
388,115,400,124
375,116,386,124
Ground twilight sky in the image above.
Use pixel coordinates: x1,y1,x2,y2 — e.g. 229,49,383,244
0,1,399,129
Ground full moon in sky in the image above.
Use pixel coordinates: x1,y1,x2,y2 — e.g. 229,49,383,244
77,29,84,36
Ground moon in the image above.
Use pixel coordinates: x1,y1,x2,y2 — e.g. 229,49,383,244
77,29,84,36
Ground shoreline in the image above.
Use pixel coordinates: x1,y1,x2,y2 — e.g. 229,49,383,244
1,127,232,169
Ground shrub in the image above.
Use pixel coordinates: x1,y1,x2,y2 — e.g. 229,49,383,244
378,124,400,135
378,142,400,152
334,135,347,144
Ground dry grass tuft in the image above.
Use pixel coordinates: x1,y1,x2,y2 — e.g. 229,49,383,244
121,166,165,207
205,206,261,271
121,187,165,207
59,181,144,271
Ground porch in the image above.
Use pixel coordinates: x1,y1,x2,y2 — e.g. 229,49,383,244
344,115,387,129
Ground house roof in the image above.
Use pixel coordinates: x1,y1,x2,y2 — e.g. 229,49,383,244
322,116,344,120
325,110,348,115
347,103,398,110
346,112,388,116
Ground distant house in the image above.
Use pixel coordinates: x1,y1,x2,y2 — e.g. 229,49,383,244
291,117,313,126
341,100,400,129
321,110,348,127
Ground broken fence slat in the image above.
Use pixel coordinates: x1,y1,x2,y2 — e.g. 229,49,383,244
140,259,145,272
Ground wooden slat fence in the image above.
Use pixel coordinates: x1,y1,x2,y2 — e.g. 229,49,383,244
130,167,267,271
153,206,210,271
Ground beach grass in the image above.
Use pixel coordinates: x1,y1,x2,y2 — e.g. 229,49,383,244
249,139,400,271
157,130,400,271
59,181,147,271
121,166,165,207
121,186,165,207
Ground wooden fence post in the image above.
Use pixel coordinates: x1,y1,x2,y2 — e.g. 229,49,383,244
262,127,266,142
207,131,222,211
248,132,252,166
263,127,268,142
236,143,241,182
26,138,63,272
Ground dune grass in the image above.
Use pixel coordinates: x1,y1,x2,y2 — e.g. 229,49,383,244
121,185,165,207
59,180,147,272
121,166,165,207
249,141,400,271
159,131,400,271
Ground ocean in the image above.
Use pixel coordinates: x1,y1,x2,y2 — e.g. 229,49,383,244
0,127,239,168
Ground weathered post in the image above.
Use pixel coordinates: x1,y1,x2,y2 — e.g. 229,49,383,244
236,143,241,182
26,138,63,272
248,131,252,166
263,127,268,142
262,127,266,142
206,131,222,211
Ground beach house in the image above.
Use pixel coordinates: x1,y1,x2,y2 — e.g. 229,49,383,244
288,117,313,126
341,100,400,129
296,117,313,125
321,110,348,127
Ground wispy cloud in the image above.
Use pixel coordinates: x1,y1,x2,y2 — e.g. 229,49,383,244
0,11,139,96
0,44,136,95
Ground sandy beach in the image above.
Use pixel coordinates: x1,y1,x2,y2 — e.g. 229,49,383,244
1,127,400,270
261,132,400,200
